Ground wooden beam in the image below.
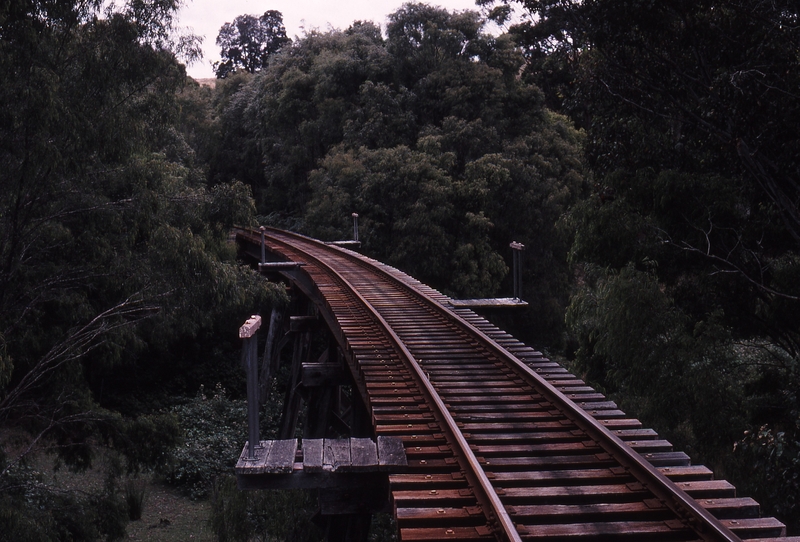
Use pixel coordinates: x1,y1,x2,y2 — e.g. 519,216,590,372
348,438,379,472
236,470,388,491
449,297,529,308
258,261,306,270
378,435,408,468
302,439,324,472
236,437,407,478
239,315,262,338
324,439,350,471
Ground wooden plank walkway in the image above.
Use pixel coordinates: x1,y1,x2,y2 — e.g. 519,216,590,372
236,436,407,479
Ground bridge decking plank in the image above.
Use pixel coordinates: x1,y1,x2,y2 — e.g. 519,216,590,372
302,439,323,472
378,435,409,468
239,228,789,542
348,437,379,472
323,438,350,472
264,438,296,473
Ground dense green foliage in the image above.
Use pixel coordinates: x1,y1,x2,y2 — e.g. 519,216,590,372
214,11,291,78
0,0,284,538
211,4,586,343
2,0,798,537
164,384,247,499
486,0,800,529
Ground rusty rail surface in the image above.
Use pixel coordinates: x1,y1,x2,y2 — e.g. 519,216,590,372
235,226,796,542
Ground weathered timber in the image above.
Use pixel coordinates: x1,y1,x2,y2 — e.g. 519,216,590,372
258,261,306,270
378,435,409,468
241,316,261,459
239,315,261,338
236,437,408,491
278,326,310,439
303,438,324,472
449,298,528,308
259,307,283,404
324,438,351,471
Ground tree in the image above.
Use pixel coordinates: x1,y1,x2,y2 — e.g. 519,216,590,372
492,0,800,529
214,11,291,78
0,1,284,538
208,4,586,343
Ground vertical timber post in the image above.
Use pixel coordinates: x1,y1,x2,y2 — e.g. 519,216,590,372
510,241,525,301
351,213,359,242
259,307,283,405
240,315,262,459
259,226,266,265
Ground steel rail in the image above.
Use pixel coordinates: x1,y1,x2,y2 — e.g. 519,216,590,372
377,277,743,542
247,226,522,542
239,226,743,542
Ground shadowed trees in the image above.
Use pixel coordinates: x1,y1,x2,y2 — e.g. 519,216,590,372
484,0,800,529
214,11,291,78
0,1,284,538
210,5,587,344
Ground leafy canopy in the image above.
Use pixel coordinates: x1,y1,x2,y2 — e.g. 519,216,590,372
1,0,284,538
214,10,291,78
492,0,800,528
210,4,587,344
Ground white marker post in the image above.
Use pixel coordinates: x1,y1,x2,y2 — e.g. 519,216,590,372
240,315,262,459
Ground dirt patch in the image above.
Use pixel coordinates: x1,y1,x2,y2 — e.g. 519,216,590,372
125,483,213,541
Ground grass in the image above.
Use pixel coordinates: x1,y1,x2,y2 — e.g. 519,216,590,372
124,482,213,541
31,449,214,541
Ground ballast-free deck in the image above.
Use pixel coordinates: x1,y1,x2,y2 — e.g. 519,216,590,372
235,226,797,542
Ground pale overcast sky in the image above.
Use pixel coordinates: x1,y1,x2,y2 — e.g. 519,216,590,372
177,0,496,79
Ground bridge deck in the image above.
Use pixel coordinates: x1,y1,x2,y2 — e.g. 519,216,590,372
235,226,798,542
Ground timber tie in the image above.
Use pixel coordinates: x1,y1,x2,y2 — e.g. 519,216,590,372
235,226,798,542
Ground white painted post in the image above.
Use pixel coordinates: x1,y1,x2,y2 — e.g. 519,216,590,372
240,315,262,459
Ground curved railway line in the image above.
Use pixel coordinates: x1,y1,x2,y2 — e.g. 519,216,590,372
235,226,797,542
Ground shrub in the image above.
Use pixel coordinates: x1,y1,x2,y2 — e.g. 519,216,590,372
734,422,800,534
164,384,247,499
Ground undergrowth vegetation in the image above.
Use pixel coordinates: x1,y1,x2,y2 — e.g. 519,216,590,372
165,384,247,500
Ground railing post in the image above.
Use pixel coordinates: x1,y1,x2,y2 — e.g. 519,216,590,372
510,242,525,301
240,315,262,460
352,213,359,242
259,226,266,265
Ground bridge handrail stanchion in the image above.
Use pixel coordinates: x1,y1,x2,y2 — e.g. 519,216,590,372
259,226,267,265
351,213,359,242
240,315,262,460
510,241,525,301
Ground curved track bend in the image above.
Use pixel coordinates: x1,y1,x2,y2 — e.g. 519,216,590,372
236,226,797,542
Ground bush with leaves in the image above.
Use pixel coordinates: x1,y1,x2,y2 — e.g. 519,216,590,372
734,421,800,533
0,460,128,542
164,384,247,499
211,6,587,344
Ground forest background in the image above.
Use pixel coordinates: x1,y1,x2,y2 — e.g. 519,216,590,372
1,0,798,539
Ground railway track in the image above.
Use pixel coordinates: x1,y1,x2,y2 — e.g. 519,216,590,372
236,226,797,542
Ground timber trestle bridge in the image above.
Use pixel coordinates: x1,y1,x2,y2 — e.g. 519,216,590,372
233,226,796,542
